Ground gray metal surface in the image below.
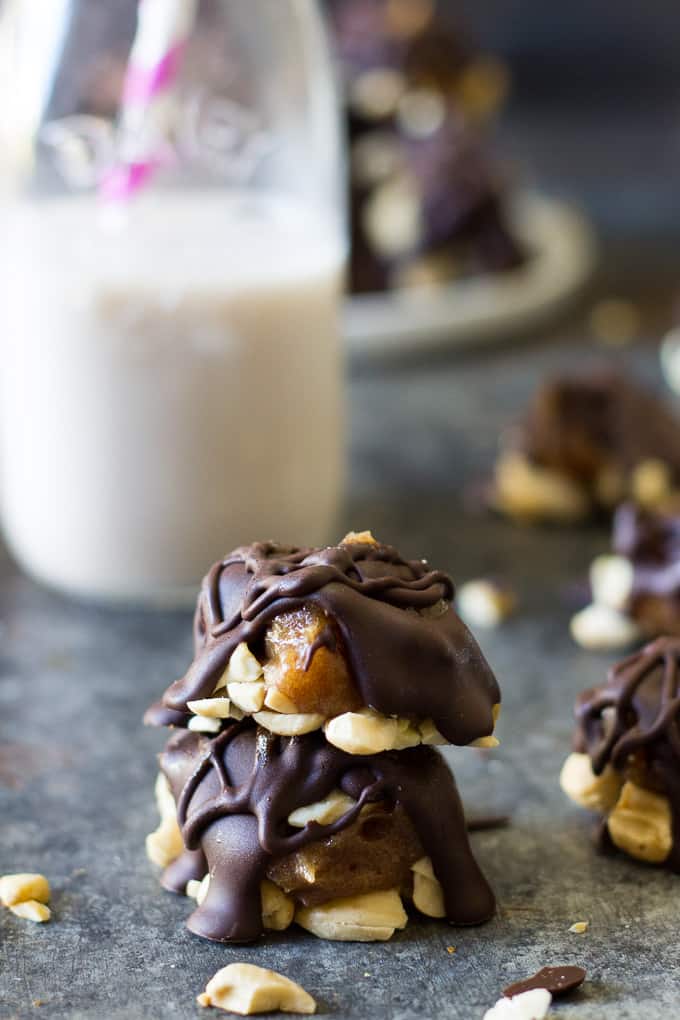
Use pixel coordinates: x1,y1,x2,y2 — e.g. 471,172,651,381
1,337,677,1019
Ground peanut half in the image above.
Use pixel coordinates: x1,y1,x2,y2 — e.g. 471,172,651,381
0,873,50,909
559,752,623,814
607,781,672,864
295,889,408,942
197,963,316,1015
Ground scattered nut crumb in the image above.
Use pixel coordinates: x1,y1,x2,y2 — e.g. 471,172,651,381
457,579,516,629
589,297,640,347
0,874,51,923
10,901,51,923
569,921,589,934
570,602,641,651
446,945,456,955
0,873,50,908
197,962,316,1015
32,1000,44,1008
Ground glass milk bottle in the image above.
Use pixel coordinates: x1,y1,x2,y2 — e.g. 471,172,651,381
0,0,346,603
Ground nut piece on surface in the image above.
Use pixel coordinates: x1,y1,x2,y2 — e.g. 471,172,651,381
9,901,51,923
187,697,234,719
607,781,672,864
559,752,623,813
483,988,552,1020
457,580,516,629
568,921,589,934
146,773,184,869
589,554,634,612
288,790,356,829
261,880,295,932
324,709,400,755
570,603,641,651
295,889,408,942
252,711,325,737
197,962,316,1015
0,873,50,908
494,451,589,523
227,682,266,714
411,857,445,918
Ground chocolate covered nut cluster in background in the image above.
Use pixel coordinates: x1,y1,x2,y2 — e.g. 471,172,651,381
561,638,680,870
146,532,501,943
494,373,680,524
571,503,680,651
325,0,525,294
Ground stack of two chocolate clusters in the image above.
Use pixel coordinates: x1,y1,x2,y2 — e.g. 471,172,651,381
145,532,501,943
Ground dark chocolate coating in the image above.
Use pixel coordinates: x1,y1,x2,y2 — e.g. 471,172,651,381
613,503,680,634
503,965,586,999
160,722,496,942
515,373,680,498
162,540,500,746
574,637,680,871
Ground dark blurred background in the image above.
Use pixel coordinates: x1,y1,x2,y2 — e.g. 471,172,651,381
457,0,680,253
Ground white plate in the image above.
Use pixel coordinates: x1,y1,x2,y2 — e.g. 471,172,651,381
343,192,597,357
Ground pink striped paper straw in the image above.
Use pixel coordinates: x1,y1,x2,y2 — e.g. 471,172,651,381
100,0,198,201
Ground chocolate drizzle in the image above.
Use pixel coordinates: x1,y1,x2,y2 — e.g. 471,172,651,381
575,637,680,871
163,540,499,746
160,721,496,943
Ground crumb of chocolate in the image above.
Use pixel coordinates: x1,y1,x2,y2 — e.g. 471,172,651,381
503,965,586,999
569,921,589,934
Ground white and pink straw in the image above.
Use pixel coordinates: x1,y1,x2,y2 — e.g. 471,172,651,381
101,0,199,201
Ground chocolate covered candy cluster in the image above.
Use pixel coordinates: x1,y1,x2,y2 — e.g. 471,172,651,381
494,373,680,524
570,502,680,652
146,532,501,943
561,638,680,870
326,0,524,294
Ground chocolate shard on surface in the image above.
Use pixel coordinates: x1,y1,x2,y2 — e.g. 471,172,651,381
503,965,586,999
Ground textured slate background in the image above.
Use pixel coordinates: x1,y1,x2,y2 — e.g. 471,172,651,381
2,316,679,1018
